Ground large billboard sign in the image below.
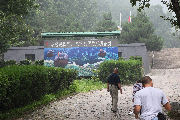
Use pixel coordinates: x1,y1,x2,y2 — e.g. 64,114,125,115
44,39,118,76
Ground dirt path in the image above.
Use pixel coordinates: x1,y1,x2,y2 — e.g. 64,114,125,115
17,69,180,120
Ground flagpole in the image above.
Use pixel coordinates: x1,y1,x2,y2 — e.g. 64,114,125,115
130,11,131,22
120,12,122,29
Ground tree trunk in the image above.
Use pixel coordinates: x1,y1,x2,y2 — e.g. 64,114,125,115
171,0,180,27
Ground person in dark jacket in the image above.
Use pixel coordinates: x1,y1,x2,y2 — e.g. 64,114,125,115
107,68,123,112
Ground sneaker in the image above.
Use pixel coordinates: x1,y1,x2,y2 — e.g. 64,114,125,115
128,111,133,115
111,108,117,113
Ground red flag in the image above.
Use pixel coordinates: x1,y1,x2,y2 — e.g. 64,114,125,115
128,16,131,23
128,11,132,23
45,42,48,47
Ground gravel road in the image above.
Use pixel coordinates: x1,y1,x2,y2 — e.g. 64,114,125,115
17,69,180,120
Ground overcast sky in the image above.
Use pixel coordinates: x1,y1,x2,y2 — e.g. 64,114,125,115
150,0,163,5
150,0,169,12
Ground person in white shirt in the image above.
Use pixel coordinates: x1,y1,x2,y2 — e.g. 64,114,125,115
133,76,171,120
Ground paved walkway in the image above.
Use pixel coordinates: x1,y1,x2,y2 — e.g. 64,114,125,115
17,69,180,120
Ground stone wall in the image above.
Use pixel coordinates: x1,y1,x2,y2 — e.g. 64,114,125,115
4,46,44,63
118,43,151,74
3,43,151,74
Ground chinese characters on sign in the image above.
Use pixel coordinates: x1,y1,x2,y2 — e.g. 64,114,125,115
44,39,116,48
44,39,118,76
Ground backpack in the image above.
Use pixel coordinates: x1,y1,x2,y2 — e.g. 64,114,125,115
157,112,166,120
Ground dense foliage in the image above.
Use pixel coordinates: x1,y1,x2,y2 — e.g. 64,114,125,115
0,60,44,68
0,65,77,111
1,0,179,53
26,0,98,43
129,56,142,62
95,12,117,32
0,0,37,54
98,59,142,84
19,59,32,65
120,12,163,51
0,0,179,60
34,60,44,65
0,60,16,68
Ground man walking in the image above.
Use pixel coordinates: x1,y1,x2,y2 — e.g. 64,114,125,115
134,76,171,120
107,68,122,113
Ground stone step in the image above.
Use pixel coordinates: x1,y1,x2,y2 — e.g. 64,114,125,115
152,48,180,69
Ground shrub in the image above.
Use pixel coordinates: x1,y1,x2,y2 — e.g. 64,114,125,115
0,65,77,111
118,57,125,61
129,56,142,62
0,72,9,108
98,59,142,84
34,60,44,65
19,59,32,65
0,65,50,111
0,60,5,68
47,67,77,93
0,60,16,68
5,60,16,66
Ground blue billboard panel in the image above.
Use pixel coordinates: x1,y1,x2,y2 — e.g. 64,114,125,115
44,47,118,76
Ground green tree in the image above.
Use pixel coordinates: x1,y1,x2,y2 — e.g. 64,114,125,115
26,0,97,33
130,0,180,28
140,35,163,51
95,12,117,32
120,12,163,51
25,0,98,45
145,5,180,48
96,0,180,48
0,0,36,54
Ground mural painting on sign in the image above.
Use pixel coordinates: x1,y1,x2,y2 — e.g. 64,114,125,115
44,39,118,76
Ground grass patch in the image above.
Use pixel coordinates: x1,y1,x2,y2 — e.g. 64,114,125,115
0,78,105,120
73,78,106,92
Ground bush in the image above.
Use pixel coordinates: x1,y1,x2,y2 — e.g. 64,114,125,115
47,67,77,93
19,59,32,65
6,60,16,65
0,65,77,111
0,60,16,68
0,77,104,120
98,59,142,84
0,72,9,106
34,60,44,65
129,56,142,62
0,65,50,111
0,60,5,68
